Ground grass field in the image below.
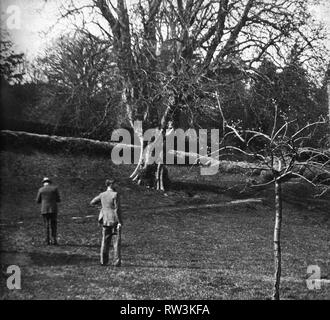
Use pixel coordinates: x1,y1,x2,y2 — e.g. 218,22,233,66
0,149,329,300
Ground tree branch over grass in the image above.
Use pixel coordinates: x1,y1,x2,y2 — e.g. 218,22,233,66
216,96,330,300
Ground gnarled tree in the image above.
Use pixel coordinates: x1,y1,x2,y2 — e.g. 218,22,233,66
58,0,327,190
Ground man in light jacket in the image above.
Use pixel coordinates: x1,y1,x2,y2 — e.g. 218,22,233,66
90,179,123,267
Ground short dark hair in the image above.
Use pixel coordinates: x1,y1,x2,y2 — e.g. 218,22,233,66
105,179,116,187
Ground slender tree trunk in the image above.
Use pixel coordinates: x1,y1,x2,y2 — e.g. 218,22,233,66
156,163,165,191
130,134,144,180
273,179,283,300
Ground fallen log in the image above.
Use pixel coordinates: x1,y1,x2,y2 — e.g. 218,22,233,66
0,130,118,156
3,130,327,183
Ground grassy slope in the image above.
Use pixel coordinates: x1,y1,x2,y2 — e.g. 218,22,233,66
0,149,329,300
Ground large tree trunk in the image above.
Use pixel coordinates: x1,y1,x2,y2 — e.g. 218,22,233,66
132,132,170,191
273,179,283,300
95,0,168,191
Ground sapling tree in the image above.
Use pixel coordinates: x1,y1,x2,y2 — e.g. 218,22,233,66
216,98,329,300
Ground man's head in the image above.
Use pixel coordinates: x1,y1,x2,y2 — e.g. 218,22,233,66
105,178,116,189
42,177,52,185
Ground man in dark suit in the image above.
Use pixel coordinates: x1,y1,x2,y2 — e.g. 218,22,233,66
36,177,61,245
90,179,123,267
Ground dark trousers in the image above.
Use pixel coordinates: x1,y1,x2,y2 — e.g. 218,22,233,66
101,225,121,266
43,213,57,244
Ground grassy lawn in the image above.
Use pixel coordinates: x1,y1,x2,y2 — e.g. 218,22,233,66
0,149,329,300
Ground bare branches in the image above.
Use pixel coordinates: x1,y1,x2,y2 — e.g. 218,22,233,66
291,118,327,140
202,0,230,67
215,86,329,192
93,0,118,30
216,0,255,61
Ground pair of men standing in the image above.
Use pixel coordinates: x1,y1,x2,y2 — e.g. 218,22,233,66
36,178,122,267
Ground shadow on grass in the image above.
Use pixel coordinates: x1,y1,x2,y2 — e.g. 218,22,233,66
170,180,263,202
122,262,225,271
63,243,100,249
63,242,130,249
170,181,227,195
1,250,228,272
29,251,97,266
0,251,96,267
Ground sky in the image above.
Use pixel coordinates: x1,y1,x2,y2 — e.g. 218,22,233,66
1,0,68,59
1,0,330,61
